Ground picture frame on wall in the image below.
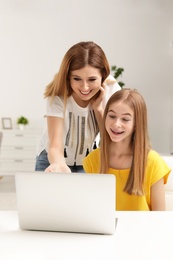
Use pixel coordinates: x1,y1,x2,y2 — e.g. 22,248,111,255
2,117,12,129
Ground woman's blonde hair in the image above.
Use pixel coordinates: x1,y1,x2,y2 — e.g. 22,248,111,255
44,41,110,104
100,88,151,195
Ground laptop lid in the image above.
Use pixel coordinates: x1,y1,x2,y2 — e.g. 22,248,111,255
15,172,116,235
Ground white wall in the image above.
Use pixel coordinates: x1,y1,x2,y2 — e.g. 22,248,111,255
0,0,173,153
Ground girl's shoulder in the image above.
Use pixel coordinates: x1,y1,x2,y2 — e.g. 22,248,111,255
147,150,170,169
148,150,163,161
146,150,171,185
83,148,100,173
84,148,100,161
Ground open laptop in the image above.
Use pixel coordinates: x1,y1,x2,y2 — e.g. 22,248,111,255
15,172,116,235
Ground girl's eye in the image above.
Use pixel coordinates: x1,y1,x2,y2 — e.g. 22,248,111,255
108,115,116,119
123,118,130,122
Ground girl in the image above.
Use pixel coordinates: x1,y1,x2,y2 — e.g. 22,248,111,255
35,41,120,173
83,88,171,210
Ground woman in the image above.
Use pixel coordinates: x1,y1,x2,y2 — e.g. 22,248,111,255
35,41,120,173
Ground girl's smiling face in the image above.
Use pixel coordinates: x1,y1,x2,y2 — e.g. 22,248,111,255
70,65,102,107
105,101,135,143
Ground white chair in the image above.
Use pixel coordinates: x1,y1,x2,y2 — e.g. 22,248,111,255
0,131,2,147
0,131,3,179
161,155,173,211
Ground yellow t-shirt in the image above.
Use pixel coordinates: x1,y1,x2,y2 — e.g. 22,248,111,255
83,149,171,211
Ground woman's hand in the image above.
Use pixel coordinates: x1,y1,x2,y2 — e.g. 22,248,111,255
91,83,106,111
46,116,71,173
90,84,106,132
45,162,71,173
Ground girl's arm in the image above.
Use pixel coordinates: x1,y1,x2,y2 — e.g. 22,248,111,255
150,178,166,211
45,116,71,173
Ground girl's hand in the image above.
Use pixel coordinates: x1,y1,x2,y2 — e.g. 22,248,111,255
45,162,71,173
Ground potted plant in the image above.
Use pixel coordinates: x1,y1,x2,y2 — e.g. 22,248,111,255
17,116,29,130
111,65,125,88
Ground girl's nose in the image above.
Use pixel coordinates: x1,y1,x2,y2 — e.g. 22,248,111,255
114,119,121,127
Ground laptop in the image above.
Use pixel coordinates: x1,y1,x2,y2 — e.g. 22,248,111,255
15,172,116,235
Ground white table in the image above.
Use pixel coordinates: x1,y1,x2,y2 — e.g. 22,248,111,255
0,211,173,260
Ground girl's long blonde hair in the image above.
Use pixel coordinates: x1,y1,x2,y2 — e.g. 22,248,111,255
44,41,110,104
100,89,151,195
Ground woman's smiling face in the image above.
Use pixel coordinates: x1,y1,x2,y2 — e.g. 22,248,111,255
70,65,102,107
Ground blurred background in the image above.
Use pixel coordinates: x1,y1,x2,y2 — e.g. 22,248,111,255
0,0,173,153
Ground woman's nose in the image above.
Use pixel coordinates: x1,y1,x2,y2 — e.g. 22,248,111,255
81,81,89,89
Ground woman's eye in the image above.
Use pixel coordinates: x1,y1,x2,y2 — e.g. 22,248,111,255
73,77,81,81
89,78,96,82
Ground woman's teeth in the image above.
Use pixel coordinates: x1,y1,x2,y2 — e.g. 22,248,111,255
80,90,90,95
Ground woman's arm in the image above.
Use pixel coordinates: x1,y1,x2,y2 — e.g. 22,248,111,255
45,116,71,173
92,79,121,132
91,84,106,132
150,178,166,211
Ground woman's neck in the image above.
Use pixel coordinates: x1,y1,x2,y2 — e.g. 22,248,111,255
72,92,89,108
